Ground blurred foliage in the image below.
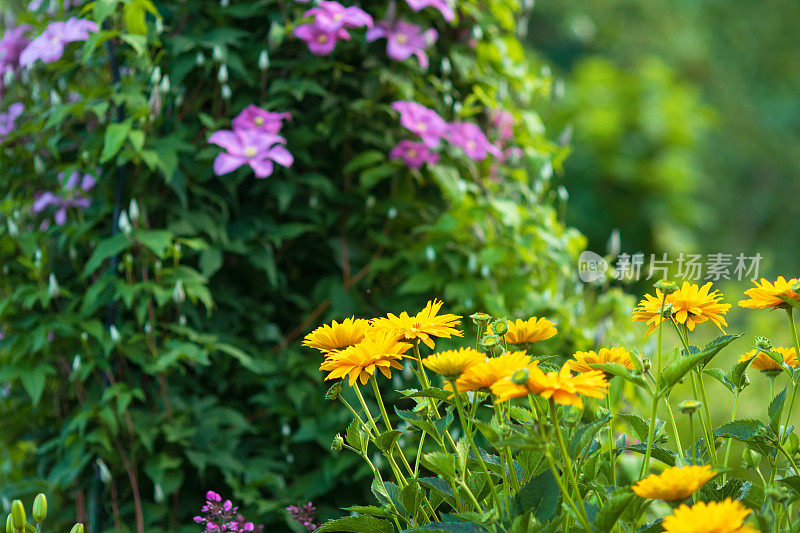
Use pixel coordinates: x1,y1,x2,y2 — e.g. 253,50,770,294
0,0,634,530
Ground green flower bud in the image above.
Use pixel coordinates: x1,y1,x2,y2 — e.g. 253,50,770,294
10,501,25,530
470,312,492,327
331,434,344,452
511,368,529,385
654,280,678,294
32,494,47,524
660,302,675,318
69,524,85,533
325,382,342,401
481,334,503,356
755,337,773,351
679,400,701,415
491,318,509,336
6,514,13,533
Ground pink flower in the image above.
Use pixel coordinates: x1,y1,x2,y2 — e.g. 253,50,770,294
446,122,502,161
31,170,97,225
0,102,24,142
390,101,447,148
304,1,373,32
390,140,439,169
232,105,291,134
209,129,293,179
0,25,32,73
366,19,437,68
404,0,455,22
19,17,98,66
491,109,514,141
293,24,350,56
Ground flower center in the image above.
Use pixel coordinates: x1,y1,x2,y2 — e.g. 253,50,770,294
333,13,343,20
317,34,328,43
407,149,417,158
466,141,476,150
254,117,264,126
416,122,427,131
396,34,408,44
245,147,257,157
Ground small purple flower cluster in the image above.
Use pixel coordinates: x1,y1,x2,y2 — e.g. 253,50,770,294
286,502,319,532
389,101,504,169
193,491,260,532
0,103,24,144
19,17,98,67
366,18,437,69
293,1,373,56
31,171,97,228
209,105,294,179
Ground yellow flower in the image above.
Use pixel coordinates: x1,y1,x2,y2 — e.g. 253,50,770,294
571,347,633,374
319,331,412,386
371,299,463,349
632,465,716,501
455,351,534,392
492,362,609,408
662,499,757,533
738,346,798,372
738,276,800,310
302,317,371,353
423,348,485,380
633,282,731,336
487,317,557,344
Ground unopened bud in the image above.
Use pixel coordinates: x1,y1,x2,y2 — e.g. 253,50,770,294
766,486,791,503
511,368,529,385
217,64,228,84
11,500,25,529
755,337,773,351
470,312,491,327
150,66,161,85
325,382,342,401
128,199,140,222
159,75,171,94
69,524,85,533
424,245,436,262
195,52,206,66
118,210,132,235
331,434,344,452
5,514,13,533
212,45,223,61
679,400,701,415
641,358,651,372
32,494,47,524
492,318,509,336
654,280,678,294
48,273,60,298
109,325,120,343
172,280,185,304
660,303,675,318
481,334,502,355
221,84,232,100
258,50,270,71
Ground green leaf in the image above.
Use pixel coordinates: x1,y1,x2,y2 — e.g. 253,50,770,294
624,444,676,466
421,451,457,478
345,419,366,454
714,419,773,457
779,476,800,501
343,150,385,174
82,233,131,277
616,413,651,442
93,0,118,25
514,468,560,522
374,430,403,453
703,368,735,393
100,120,132,163
726,356,753,390
20,364,55,406
402,481,424,521
316,516,395,533
570,413,611,459
594,491,636,533
402,523,489,532
658,349,709,396
698,334,743,368
341,506,390,518
123,1,148,35
592,362,647,388
769,386,788,435
136,230,173,258
360,165,396,189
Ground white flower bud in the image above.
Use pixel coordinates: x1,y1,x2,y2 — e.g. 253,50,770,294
172,279,185,304
50,90,61,105
3,68,13,86
212,45,223,61
196,51,206,65
97,459,112,484
118,210,132,235
48,273,60,298
7,218,18,237
154,484,165,503
425,245,436,262
109,325,120,343
72,354,81,372
220,0,229,6
150,66,161,85
159,75,170,94
217,64,228,84
128,199,140,222
221,83,232,100
387,207,397,219
258,50,270,71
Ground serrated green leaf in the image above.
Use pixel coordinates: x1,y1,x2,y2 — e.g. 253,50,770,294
346,419,366,454
82,233,131,277
421,451,456,478
374,430,403,453
316,515,395,533
769,386,788,435
514,468,559,522
594,491,636,533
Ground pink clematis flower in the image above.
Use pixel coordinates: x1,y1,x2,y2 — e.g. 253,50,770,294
405,0,455,22
293,24,350,56
366,19,437,68
446,122,502,161
304,1,373,32
232,105,291,134
0,25,32,72
390,101,447,148
0,102,24,143
31,170,96,225
19,17,98,66
209,129,293,179
390,140,439,169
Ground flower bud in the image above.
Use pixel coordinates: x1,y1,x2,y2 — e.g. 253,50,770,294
128,199,140,223
766,486,791,503
331,434,344,452
660,303,675,318
109,325,120,344
195,52,206,66
258,50,270,71
48,273,60,298
470,312,491,327
679,400,701,415
212,45,223,61
69,524,85,533
221,84,232,100
217,64,229,84
11,500,25,529
481,334,502,356
172,280,185,305
424,245,436,262
654,280,678,294
118,210,132,235
491,318,509,336
755,337,773,351
159,75,171,94
6,514,13,533
32,494,47,524
150,66,161,85
325,382,342,401
511,368,529,385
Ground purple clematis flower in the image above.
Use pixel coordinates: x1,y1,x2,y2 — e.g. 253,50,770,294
19,17,98,67
293,24,350,56
391,101,447,148
232,105,291,134
405,0,455,22
390,140,439,169
446,121,502,161
209,129,293,179
31,170,97,225
366,19,437,68
304,1,373,32
0,103,24,143
0,25,32,73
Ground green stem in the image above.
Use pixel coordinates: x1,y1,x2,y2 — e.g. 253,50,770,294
722,390,740,482
548,399,591,529
695,371,718,464
783,308,800,444
606,392,617,485
656,292,667,374
353,384,408,487
689,413,696,466
664,395,684,455
639,392,660,476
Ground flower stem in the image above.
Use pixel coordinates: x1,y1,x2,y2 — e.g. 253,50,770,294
606,392,617,486
664,396,684,455
782,307,800,444
722,390,740,482
548,399,591,529
689,413,696,465
639,392,660,476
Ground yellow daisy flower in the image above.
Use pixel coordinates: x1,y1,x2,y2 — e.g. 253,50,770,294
632,465,716,501
633,282,731,336
423,347,485,380
662,499,757,533
738,276,800,310
492,362,609,408
487,317,557,344
738,346,798,372
319,331,412,386
371,299,463,349
302,317,371,353
455,351,534,392
571,347,634,374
